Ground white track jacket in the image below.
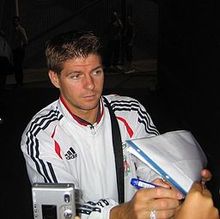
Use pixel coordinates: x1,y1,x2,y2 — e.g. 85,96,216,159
21,94,160,219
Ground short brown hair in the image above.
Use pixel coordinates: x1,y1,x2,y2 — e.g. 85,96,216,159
45,30,103,74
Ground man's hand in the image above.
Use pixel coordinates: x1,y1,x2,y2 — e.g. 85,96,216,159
110,183,183,219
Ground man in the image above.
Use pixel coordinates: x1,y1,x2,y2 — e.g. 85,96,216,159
104,11,123,71
0,30,13,124
21,30,211,219
11,16,28,87
0,30,13,90
122,15,136,73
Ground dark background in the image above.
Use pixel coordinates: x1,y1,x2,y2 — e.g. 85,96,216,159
0,0,220,217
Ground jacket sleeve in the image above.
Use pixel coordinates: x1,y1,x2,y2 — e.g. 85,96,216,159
133,100,160,139
77,199,118,219
129,100,161,182
20,127,118,219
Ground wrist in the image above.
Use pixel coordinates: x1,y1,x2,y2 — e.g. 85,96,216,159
110,202,130,219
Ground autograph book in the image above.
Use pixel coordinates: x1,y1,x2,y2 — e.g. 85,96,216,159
126,130,207,195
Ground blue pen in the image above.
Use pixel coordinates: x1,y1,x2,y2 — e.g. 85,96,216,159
130,178,160,190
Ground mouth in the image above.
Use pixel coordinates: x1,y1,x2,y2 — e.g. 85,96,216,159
83,94,97,100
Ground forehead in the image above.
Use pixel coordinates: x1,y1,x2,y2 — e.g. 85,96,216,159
62,54,102,70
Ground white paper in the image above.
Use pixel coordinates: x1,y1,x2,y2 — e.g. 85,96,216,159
126,130,207,195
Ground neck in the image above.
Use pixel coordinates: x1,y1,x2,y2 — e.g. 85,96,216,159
78,108,100,124
60,96,101,125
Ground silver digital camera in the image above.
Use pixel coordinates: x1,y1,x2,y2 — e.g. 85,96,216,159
32,183,76,219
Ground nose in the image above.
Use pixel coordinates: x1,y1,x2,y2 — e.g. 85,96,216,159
85,75,95,90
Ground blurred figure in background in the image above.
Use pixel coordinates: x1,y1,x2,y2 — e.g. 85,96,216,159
122,15,136,74
104,11,123,72
11,16,28,87
0,29,13,124
0,30,13,90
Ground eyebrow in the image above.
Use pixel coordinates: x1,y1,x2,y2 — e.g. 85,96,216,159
92,65,103,71
66,65,103,75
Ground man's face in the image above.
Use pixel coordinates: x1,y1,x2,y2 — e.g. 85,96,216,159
49,54,104,117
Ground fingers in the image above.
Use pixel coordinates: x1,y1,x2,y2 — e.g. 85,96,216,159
151,179,184,200
202,188,212,197
118,185,183,219
146,209,175,219
138,186,183,201
146,197,181,211
189,182,212,198
131,197,179,219
189,182,203,193
201,168,212,182
153,178,171,189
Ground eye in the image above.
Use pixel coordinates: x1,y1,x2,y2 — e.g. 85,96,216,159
69,73,83,80
92,68,103,76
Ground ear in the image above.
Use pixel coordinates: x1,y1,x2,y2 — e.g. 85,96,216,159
48,70,60,88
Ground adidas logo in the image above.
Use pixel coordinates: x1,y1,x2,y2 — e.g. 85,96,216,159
65,147,77,160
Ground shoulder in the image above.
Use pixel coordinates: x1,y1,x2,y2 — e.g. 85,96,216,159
102,94,144,110
24,100,63,134
103,94,139,102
